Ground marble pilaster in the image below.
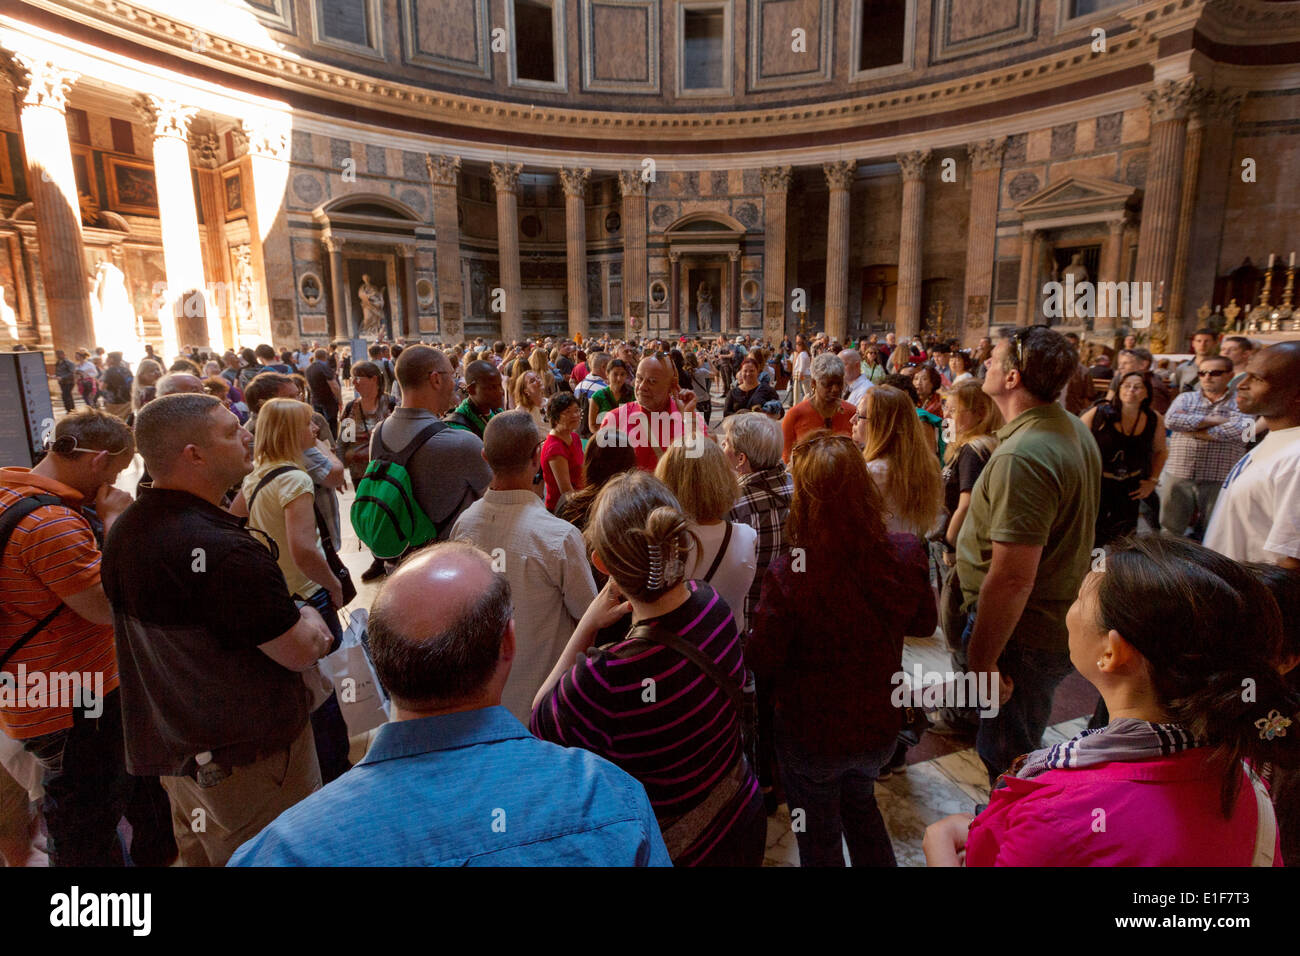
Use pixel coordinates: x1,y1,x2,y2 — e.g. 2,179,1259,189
896,150,930,341
1096,218,1127,332
490,161,524,343
823,160,855,344
761,166,792,342
560,167,591,340
324,236,351,339
426,154,463,341
400,244,418,340
618,171,649,338
1017,227,1042,327
962,140,1004,346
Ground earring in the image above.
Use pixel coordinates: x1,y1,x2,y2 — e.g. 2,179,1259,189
1096,659,1105,670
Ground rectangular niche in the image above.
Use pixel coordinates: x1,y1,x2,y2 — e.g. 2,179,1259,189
581,0,660,93
850,0,915,82
241,0,294,32
401,0,491,78
931,0,1035,64
312,0,385,60
677,1,733,98
507,0,568,92
748,0,832,92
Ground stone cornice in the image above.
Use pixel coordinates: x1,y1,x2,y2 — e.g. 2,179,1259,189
1198,0,1300,45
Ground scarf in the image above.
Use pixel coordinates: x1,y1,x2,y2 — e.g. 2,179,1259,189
1015,717,1204,780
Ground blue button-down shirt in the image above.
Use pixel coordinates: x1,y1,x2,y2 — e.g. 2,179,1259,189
228,707,672,866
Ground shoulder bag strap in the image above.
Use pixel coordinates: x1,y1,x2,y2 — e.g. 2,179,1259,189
626,622,743,713
701,521,733,584
0,494,73,672
246,465,299,514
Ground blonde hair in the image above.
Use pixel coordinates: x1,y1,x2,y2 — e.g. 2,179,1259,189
514,370,544,412
654,438,739,524
861,386,942,535
586,471,699,602
942,380,1002,466
528,349,555,395
253,397,311,466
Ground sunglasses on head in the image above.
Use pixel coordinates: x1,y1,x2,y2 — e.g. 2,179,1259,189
48,435,129,457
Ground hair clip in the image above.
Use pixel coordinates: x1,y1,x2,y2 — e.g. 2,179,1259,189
646,542,664,590
1256,709,1292,741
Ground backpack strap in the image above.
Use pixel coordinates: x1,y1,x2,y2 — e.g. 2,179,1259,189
624,621,743,714
372,419,447,467
701,520,733,584
0,494,72,672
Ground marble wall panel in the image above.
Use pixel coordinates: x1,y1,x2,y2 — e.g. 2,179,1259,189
586,0,656,88
1220,126,1300,273
1026,128,1052,162
1047,154,1119,183
749,0,832,90
402,0,490,77
1121,107,1149,144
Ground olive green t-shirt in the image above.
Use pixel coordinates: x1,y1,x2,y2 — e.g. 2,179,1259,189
956,402,1101,653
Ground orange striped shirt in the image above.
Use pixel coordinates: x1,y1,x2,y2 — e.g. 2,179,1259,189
0,468,119,740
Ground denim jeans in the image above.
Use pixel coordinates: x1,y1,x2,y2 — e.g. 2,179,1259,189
305,589,352,785
962,614,1075,786
775,717,897,867
23,688,132,866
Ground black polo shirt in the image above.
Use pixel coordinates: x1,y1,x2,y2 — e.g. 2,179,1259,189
101,486,307,777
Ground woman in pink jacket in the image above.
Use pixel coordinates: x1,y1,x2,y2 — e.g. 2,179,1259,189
925,534,1296,867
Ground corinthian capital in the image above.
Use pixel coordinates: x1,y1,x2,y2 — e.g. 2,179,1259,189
559,167,591,199
189,132,221,168
823,160,856,191
0,51,79,112
1145,77,1203,124
618,169,648,197
760,166,793,193
896,149,932,182
136,95,199,140
489,161,523,194
425,153,461,187
239,118,289,160
966,138,1006,173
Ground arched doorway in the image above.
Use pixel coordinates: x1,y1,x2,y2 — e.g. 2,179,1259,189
663,213,746,335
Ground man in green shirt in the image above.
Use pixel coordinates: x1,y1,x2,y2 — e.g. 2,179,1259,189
445,360,504,440
957,326,1101,783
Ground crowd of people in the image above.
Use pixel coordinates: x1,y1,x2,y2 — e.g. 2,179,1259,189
2,321,1298,868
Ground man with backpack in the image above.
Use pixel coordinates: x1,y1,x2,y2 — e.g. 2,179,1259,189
0,410,135,865
354,346,490,563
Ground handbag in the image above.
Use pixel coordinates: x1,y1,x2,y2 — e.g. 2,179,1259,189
248,466,357,606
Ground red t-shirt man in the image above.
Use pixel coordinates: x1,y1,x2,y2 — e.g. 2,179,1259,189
599,396,709,472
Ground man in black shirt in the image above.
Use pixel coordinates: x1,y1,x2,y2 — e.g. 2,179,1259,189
101,393,333,866
305,348,341,440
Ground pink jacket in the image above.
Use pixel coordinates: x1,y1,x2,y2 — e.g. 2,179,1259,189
966,749,1282,866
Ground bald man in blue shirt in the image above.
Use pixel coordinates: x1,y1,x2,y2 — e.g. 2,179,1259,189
229,542,670,867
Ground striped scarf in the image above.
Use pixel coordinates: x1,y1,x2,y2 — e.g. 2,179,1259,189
1015,717,1204,780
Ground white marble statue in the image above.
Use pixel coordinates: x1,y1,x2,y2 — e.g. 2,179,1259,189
358,274,387,338
696,281,713,332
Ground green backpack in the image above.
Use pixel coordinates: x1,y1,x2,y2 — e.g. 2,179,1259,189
350,419,446,560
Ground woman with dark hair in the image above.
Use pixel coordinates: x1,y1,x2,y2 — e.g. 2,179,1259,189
555,430,637,535
1080,370,1168,546
588,359,635,434
748,432,935,866
541,392,584,512
723,357,780,417
669,348,692,391
912,365,943,417
925,534,1296,867
532,471,766,866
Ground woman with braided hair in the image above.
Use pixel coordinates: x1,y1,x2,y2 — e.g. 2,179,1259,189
531,470,765,866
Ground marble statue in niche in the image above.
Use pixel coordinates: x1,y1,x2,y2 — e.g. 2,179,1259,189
696,282,713,331
358,274,387,338
1063,252,1089,285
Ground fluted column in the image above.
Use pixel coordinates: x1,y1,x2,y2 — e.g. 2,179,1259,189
192,133,235,347
1135,78,1198,331
239,117,293,347
490,161,523,343
400,244,418,340
2,53,94,355
896,150,930,341
1168,87,1216,349
324,236,350,339
1183,89,1243,327
823,160,855,343
426,153,463,341
1016,227,1041,327
1096,218,1127,332
962,139,1005,346
618,171,649,338
761,166,792,342
670,250,681,332
560,166,591,340
138,95,212,355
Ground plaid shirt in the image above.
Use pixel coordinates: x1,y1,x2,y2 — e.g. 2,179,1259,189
1164,388,1252,484
727,465,793,630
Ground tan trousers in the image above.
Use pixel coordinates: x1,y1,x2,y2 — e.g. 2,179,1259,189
160,722,321,867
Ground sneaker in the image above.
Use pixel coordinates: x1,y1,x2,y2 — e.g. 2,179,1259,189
886,741,908,776
360,559,387,583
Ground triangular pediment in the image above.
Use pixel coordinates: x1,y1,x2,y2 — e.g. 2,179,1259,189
1016,176,1140,217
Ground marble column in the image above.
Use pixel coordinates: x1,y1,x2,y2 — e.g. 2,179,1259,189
238,118,293,347
2,54,94,355
324,236,350,339
191,132,234,347
137,94,212,356
1016,227,1042,327
1134,78,1198,333
560,166,591,340
426,154,462,341
896,150,931,341
962,140,1004,346
1096,218,1127,332
490,161,523,343
729,249,741,333
670,251,681,331
1168,88,1210,349
1182,89,1243,327
761,166,792,342
823,160,855,343
400,244,418,340
618,171,649,338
